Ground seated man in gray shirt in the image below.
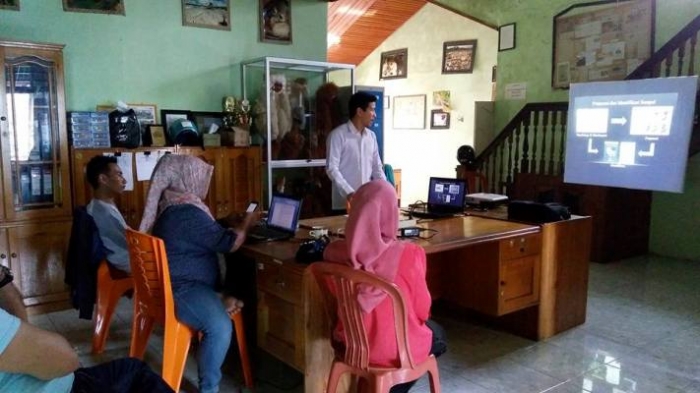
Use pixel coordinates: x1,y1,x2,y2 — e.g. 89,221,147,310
85,155,130,273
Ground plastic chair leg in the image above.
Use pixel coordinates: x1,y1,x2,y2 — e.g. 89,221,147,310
326,361,345,393
161,322,194,392
92,282,116,354
231,312,254,389
427,361,441,393
129,312,154,359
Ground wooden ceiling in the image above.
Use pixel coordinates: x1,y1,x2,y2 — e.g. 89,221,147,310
327,0,427,65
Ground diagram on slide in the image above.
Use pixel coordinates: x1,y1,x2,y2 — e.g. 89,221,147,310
572,92,677,167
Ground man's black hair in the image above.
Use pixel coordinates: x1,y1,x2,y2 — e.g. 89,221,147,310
86,155,118,190
348,91,377,119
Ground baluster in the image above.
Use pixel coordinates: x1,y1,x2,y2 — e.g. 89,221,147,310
548,111,557,176
489,151,497,194
513,124,521,178
689,32,697,75
521,118,531,174
559,109,567,175
541,111,550,175
677,40,686,76
506,132,514,189
664,53,673,77
531,111,540,174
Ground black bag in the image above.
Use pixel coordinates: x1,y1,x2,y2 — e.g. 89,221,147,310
508,200,571,223
295,236,330,264
109,109,141,148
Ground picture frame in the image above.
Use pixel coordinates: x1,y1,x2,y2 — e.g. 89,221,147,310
383,95,390,110
393,95,426,130
146,125,166,147
160,110,193,133
430,110,450,130
442,40,477,74
498,23,516,51
552,0,655,89
97,103,158,137
191,111,225,134
0,0,19,11
63,0,124,15
260,0,292,44
380,48,408,80
182,0,230,31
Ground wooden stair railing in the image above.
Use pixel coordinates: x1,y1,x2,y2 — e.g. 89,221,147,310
475,13,700,196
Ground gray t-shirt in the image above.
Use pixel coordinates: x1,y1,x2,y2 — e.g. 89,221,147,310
87,199,130,272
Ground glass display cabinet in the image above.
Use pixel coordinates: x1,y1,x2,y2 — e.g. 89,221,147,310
241,57,354,216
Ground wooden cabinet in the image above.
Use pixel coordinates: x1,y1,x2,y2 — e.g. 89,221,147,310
0,40,72,313
255,257,305,371
442,233,541,317
71,147,263,227
393,168,401,206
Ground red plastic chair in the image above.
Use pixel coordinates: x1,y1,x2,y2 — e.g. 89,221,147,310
92,259,133,354
308,262,441,393
125,228,253,392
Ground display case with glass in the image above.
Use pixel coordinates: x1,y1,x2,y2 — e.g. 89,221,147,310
1,41,71,221
241,57,354,216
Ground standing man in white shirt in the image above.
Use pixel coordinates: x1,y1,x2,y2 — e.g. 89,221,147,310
86,155,130,272
326,91,386,214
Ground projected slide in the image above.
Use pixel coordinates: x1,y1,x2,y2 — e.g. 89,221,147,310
564,77,698,193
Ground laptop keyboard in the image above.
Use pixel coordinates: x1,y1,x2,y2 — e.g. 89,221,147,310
248,225,291,241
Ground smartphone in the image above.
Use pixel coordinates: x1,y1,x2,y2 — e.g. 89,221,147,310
246,202,258,213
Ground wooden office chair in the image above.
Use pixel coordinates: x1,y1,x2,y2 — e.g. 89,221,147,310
125,228,253,391
309,262,441,393
92,259,133,354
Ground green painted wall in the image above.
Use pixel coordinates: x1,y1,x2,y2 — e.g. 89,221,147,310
0,0,326,112
436,0,700,260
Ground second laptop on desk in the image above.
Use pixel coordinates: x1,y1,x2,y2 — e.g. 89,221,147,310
247,194,302,242
405,177,467,219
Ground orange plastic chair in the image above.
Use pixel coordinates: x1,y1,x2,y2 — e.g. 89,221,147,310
309,262,441,393
92,259,133,354
125,228,253,392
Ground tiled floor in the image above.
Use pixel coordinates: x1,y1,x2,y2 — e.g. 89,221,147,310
34,254,700,392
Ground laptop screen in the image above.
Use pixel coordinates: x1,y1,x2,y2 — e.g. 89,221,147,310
267,194,302,232
427,177,468,211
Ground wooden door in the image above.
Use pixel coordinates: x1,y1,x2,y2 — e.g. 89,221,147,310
220,148,262,215
0,229,10,273
8,221,71,309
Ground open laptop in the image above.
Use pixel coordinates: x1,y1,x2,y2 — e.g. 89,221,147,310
247,194,302,242
406,177,468,218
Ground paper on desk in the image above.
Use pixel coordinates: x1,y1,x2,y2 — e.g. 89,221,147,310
103,152,134,191
135,151,160,181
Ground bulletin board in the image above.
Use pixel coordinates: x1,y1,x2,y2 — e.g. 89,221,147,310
552,0,655,89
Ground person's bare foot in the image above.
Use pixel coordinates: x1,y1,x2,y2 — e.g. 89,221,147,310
223,296,244,314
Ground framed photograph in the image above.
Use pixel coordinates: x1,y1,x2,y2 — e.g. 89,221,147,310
191,111,225,134
552,0,654,88
380,48,408,80
430,110,450,130
383,95,390,110
393,95,425,130
0,0,19,11
63,0,124,15
160,110,193,133
146,125,166,147
442,40,477,74
182,0,230,31
498,23,516,51
260,0,292,44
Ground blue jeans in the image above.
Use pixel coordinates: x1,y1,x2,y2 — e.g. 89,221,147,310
172,282,233,393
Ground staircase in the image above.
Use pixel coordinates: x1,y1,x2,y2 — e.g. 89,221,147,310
471,14,700,262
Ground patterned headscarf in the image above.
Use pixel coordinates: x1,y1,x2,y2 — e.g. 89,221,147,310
323,180,404,312
138,154,213,233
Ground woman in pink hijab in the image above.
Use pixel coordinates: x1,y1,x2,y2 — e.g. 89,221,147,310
139,154,256,393
323,180,447,393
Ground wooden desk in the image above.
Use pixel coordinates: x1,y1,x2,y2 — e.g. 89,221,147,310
241,214,591,392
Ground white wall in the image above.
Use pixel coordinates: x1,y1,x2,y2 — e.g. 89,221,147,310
355,3,498,206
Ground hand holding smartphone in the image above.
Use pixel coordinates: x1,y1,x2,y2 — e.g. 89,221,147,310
246,202,258,213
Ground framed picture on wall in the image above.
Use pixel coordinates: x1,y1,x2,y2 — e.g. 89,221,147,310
63,0,124,15
393,95,425,129
0,0,19,11
442,40,477,74
498,23,516,51
182,0,230,30
260,0,292,44
380,48,408,80
430,110,450,129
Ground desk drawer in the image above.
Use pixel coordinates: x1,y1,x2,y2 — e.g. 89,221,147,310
256,261,303,305
500,234,541,260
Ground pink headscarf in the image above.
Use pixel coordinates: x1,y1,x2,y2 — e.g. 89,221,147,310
138,154,214,233
323,180,405,312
